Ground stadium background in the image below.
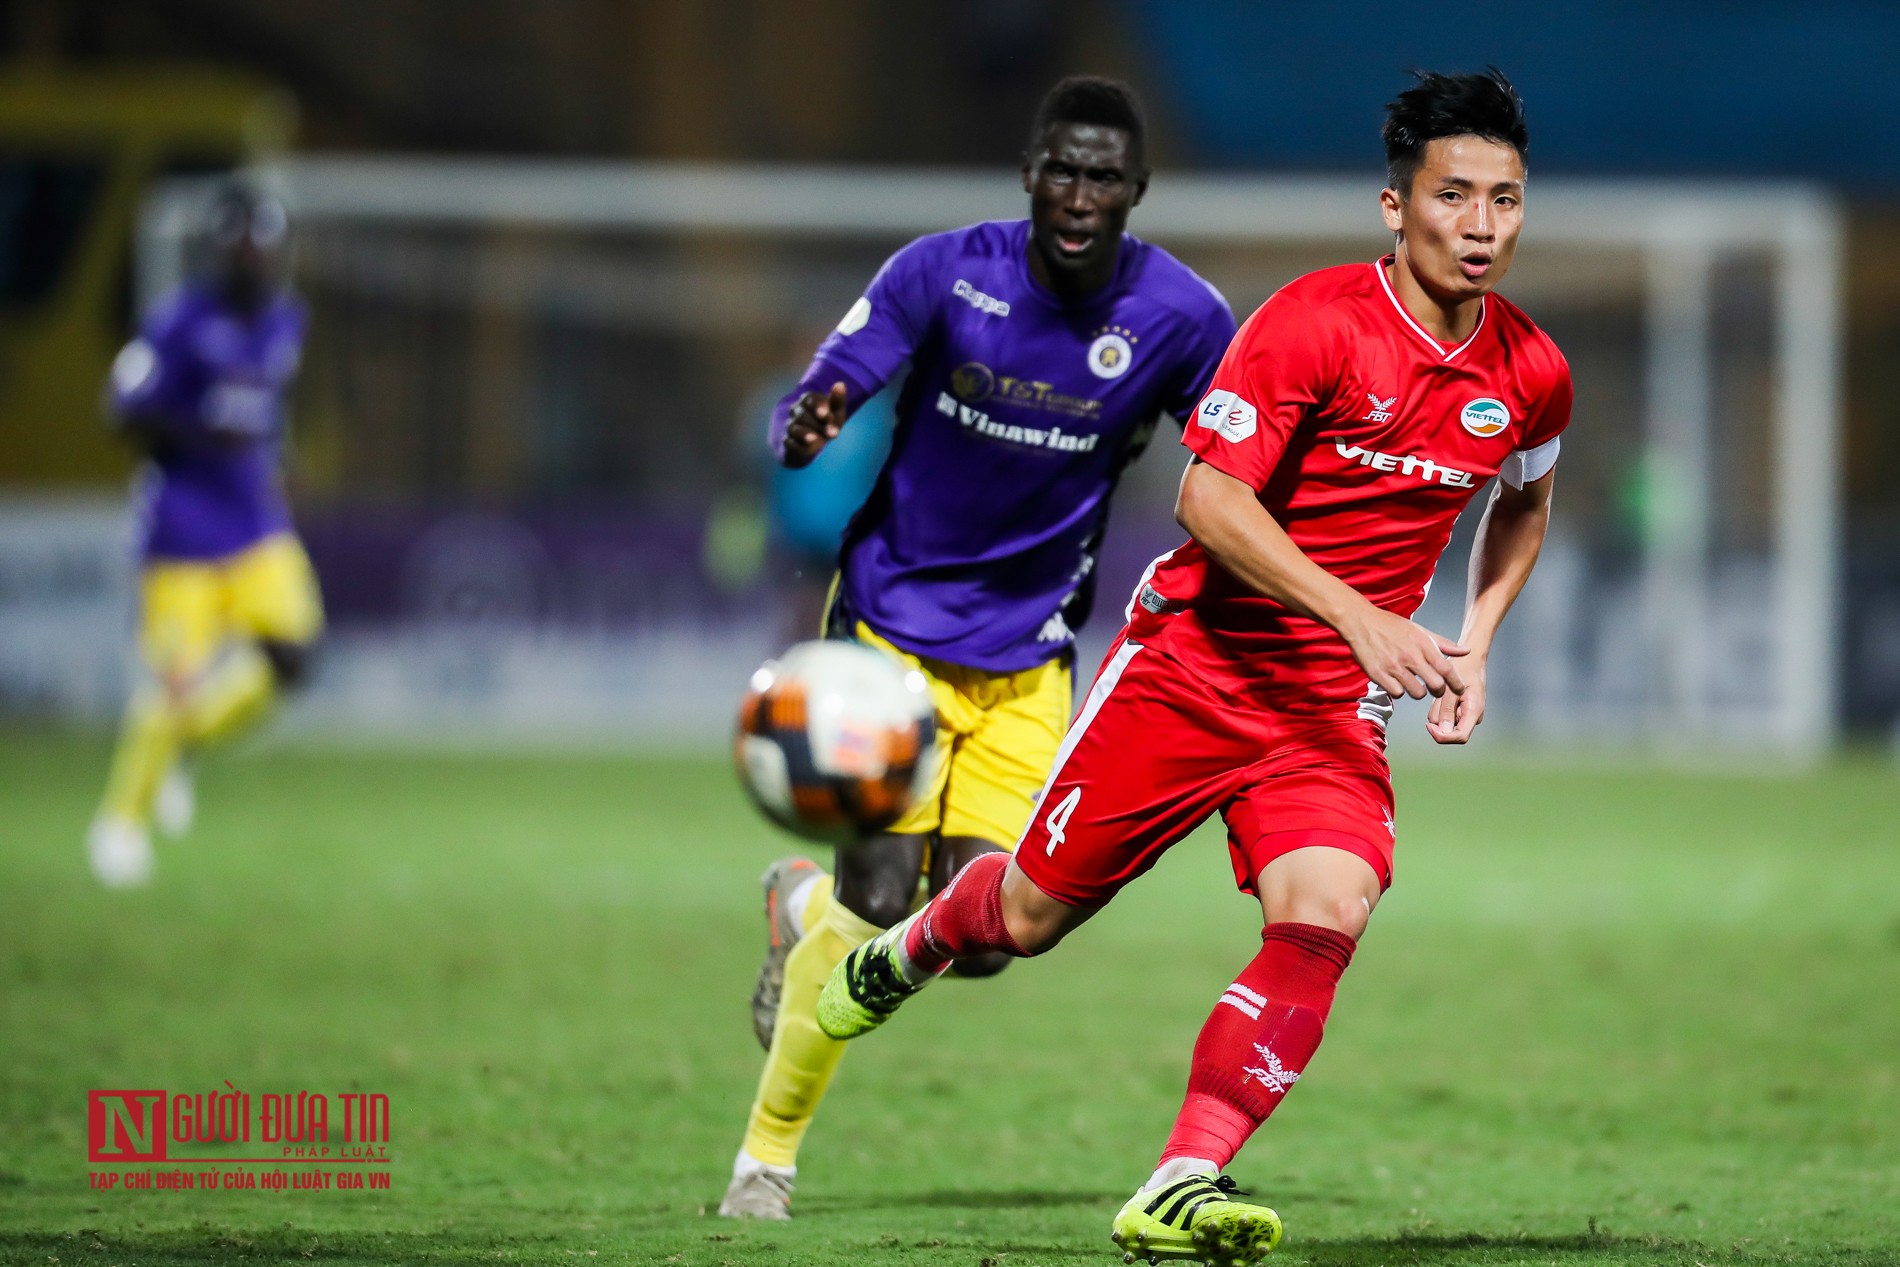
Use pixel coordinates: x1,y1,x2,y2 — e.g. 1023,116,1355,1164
2,6,1897,1267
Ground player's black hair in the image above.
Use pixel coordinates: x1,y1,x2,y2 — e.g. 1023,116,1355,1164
1382,68,1528,196
1027,75,1147,167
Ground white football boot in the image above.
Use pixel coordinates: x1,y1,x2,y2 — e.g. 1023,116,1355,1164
88,816,154,888
718,1151,794,1220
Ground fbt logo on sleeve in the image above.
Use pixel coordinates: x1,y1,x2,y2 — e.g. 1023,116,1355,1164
1195,389,1258,442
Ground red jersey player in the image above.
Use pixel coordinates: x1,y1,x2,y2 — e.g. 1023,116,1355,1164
818,68,1570,1265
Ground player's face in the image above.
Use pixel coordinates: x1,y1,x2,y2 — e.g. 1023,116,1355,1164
213,202,290,311
1022,122,1147,288
1381,136,1525,301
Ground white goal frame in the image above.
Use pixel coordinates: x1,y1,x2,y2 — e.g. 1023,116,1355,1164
141,160,1845,755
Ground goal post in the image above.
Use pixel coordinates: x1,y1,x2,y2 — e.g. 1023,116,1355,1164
136,161,1844,755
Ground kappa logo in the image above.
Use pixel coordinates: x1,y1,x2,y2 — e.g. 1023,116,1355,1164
952,279,1011,317
1195,389,1257,442
1362,391,1398,423
1460,397,1511,437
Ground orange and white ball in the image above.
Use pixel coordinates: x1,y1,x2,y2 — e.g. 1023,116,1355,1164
734,640,939,844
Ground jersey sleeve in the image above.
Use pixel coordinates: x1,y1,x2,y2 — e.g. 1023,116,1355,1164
1498,353,1573,490
812,236,940,395
1161,289,1239,423
770,235,940,460
107,293,197,425
1180,289,1335,490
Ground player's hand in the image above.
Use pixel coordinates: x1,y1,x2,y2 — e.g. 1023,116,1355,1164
782,382,849,468
1342,605,1468,702
1425,655,1486,744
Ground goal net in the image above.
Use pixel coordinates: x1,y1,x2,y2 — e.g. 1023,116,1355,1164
134,160,1844,756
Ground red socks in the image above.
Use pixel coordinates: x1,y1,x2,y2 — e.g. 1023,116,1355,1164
902,850,1025,972
1159,922,1357,1168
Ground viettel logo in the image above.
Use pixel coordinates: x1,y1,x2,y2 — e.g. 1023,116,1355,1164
1459,397,1511,438
89,1090,168,1162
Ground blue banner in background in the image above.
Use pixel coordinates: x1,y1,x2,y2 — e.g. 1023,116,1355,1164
1128,1,1896,187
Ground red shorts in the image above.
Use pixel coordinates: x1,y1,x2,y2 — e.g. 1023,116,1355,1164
1014,637,1396,907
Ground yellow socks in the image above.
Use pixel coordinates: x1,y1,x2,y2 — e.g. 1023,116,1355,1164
795,871,834,937
181,642,276,746
97,642,278,829
741,893,884,1167
99,684,180,827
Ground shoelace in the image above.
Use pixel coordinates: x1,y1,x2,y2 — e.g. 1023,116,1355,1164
1211,1175,1250,1198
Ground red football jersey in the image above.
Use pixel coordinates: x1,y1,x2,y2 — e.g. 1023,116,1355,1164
1127,256,1573,714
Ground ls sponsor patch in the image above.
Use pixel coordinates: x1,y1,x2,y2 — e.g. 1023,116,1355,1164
1195,389,1258,442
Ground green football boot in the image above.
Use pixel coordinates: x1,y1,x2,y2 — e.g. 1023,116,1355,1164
1110,1174,1282,1266
815,915,932,1039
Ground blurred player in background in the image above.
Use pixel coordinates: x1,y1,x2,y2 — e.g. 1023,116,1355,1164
818,70,1571,1263
86,183,322,888
721,75,1237,1219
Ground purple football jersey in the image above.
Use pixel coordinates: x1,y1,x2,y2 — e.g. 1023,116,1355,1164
109,283,306,561
771,220,1234,673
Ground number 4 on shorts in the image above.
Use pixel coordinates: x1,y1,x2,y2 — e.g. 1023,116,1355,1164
1043,786,1082,855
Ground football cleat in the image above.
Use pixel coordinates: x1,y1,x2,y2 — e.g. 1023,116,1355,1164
751,857,821,1050
1110,1174,1282,1266
87,815,154,889
717,1166,794,1220
815,914,932,1040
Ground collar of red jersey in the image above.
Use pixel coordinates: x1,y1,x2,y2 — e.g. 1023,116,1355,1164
1374,255,1487,364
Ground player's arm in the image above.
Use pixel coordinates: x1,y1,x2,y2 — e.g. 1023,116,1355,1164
103,332,189,457
771,237,939,470
1175,458,1467,702
1425,470,1555,744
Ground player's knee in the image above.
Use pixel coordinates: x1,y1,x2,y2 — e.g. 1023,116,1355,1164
1278,892,1371,941
1326,894,1372,940
947,950,1013,979
259,638,317,692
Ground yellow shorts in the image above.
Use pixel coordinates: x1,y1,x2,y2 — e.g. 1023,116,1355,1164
141,533,325,679
855,622,1072,849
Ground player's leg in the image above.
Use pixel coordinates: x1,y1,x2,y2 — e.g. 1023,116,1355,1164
1119,723,1394,1263
726,632,968,1217
819,639,1236,1038
178,534,323,750
927,837,1009,977
726,830,928,1217
1147,842,1378,1178
927,649,1075,978
89,561,219,885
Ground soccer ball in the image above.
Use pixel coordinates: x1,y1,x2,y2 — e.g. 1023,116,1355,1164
733,640,939,844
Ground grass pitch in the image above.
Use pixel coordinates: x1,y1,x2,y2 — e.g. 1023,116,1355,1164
1,729,1897,1266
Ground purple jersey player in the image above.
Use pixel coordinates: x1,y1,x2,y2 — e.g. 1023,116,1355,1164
88,185,325,889
117,270,304,561
723,76,1236,1221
